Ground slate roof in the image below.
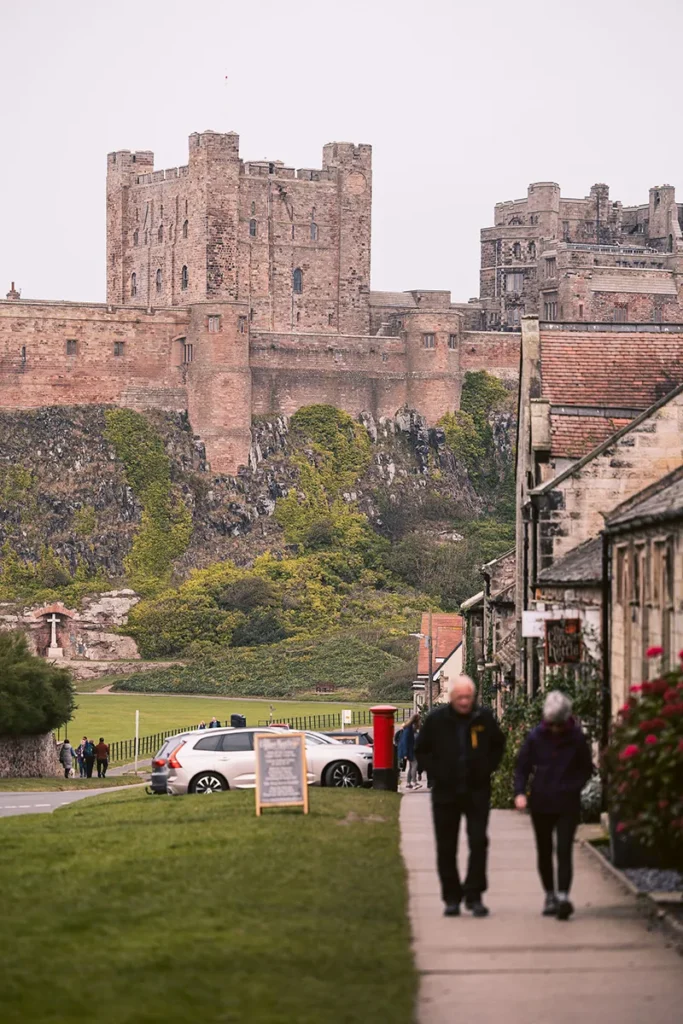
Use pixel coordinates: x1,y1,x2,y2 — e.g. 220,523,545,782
417,613,463,676
536,536,603,585
604,464,683,532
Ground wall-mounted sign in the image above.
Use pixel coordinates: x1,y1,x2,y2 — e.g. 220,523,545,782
254,732,309,816
545,619,582,666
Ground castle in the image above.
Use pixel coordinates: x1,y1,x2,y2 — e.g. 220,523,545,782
0,130,517,472
3,129,683,472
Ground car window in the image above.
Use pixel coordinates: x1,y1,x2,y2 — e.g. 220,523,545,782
156,734,190,758
221,732,253,752
193,734,224,751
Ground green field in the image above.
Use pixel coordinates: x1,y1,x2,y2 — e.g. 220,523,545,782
63,693,409,746
0,788,415,1024
0,775,144,792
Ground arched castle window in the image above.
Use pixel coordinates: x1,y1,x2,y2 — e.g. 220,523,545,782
181,265,188,290
131,273,137,298
293,268,303,294
310,223,318,241
156,269,162,293
513,242,521,259
528,241,536,258
158,224,164,243
133,229,139,247
182,220,188,239
249,219,257,238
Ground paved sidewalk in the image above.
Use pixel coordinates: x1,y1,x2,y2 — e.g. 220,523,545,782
401,792,683,1024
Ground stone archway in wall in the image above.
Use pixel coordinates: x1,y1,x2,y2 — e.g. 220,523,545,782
31,603,77,660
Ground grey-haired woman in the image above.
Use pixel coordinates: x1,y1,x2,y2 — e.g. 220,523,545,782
514,690,593,920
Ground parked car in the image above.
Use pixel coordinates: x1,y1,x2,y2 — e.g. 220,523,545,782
325,730,373,746
150,727,373,795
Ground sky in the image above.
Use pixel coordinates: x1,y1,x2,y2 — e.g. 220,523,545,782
2,0,683,304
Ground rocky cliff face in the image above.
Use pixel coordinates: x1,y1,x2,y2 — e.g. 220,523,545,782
0,404,509,583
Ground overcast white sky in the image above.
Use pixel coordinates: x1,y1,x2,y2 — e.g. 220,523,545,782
2,0,682,304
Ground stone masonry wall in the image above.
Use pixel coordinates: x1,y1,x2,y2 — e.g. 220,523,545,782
0,732,61,778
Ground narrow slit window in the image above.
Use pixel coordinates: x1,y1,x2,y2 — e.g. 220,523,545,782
182,220,188,238
133,229,139,246
183,342,193,364
251,201,256,215
238,316,247,334
158,224,164,243
156,269,162,293
310,222,318,241
181,265,188,290
293,268,303,294
448,334,457,350
131,272,137,297
249,219,257,238
114,341,125,357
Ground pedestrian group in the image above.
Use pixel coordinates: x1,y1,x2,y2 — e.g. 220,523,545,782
412,674,593,921
59,737,110,779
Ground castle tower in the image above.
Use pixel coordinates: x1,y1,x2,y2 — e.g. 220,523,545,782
527,182,561,241
648,185,681,251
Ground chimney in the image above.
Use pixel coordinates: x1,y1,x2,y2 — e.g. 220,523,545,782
6,282,20,300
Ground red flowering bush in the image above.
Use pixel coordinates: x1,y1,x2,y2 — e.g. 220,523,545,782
606,657,683,866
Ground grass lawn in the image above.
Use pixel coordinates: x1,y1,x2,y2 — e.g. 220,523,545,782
0,787,415,1024
0,775,144,792
63,693,409,746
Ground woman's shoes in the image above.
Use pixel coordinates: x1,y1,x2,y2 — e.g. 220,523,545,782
543,893,559,916
556,899,574,921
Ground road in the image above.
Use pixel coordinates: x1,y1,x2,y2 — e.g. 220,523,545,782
0,787,140,818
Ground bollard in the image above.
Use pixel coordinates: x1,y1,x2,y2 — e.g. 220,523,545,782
370,705,398,791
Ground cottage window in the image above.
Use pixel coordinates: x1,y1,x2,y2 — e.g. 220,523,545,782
182,219,188,238
114,341,125,357
293,268,303,294
448,334,457,350
249,219,257,238
156,269,162,293
423,333,435,349
615,546,627,605
181,265,188,290
66,339,77,356
131,273,137,298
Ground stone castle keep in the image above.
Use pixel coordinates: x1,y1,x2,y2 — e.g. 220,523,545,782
0,130,518,472
3,129,683,471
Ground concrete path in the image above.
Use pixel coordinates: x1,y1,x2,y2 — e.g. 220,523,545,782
0,785,144,818
401,792,683,1024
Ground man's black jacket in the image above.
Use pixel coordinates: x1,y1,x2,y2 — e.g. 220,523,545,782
415,703,506,801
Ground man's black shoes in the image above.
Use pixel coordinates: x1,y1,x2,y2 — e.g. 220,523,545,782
543,894,559,916
443,902,461,917
556,899,574,921
465,897,489,917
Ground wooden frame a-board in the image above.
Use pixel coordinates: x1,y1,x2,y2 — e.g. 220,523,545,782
254,731,309,816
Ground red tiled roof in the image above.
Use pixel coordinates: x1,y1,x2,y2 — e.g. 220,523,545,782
541,331,683,408
550,415,633,458
417,614,463,676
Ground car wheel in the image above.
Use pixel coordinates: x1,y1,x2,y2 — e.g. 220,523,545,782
324,761,363,788
190,772,228,795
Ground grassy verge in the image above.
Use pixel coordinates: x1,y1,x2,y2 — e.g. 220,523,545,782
61,694,409,745
0,788,415,1024
0,775,144,792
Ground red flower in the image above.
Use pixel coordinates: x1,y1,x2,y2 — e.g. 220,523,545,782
616,822,627,833
652,680,669,695
662,703,683,717
664,688,679,702
630,684,643,693
647,646,664,658
619,744,640,760
641,682,654,694
645,734,658,745
638,718,666,732
620,704,630,717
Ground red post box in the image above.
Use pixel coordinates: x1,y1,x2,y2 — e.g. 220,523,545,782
371,705,398,791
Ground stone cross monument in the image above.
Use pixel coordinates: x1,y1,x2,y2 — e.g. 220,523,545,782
46,612,64,659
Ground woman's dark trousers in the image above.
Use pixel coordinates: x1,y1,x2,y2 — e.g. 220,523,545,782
531,811,579,893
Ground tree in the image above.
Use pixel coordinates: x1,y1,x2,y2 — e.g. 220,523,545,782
0,632,75,735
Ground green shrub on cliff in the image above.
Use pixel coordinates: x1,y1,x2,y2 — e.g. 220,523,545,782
0,632,75,735
104,410,192,594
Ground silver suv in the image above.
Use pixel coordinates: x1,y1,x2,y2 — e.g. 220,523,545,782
151,727,373,795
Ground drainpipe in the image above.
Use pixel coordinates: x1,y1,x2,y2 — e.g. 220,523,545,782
601,530,611,752
530,497,540,696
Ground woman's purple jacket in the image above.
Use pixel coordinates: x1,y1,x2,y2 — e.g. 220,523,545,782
514,719,593,815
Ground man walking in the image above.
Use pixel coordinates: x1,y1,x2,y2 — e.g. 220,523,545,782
415,675,505,917
83,737,96,778
95,737,110,778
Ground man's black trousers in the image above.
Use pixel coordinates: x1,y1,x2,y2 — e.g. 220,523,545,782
431,790,491,904
84,756,95,778
97,759,108,778
530,810,579,894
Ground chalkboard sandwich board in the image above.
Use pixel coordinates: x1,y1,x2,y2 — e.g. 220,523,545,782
254,731,309,816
